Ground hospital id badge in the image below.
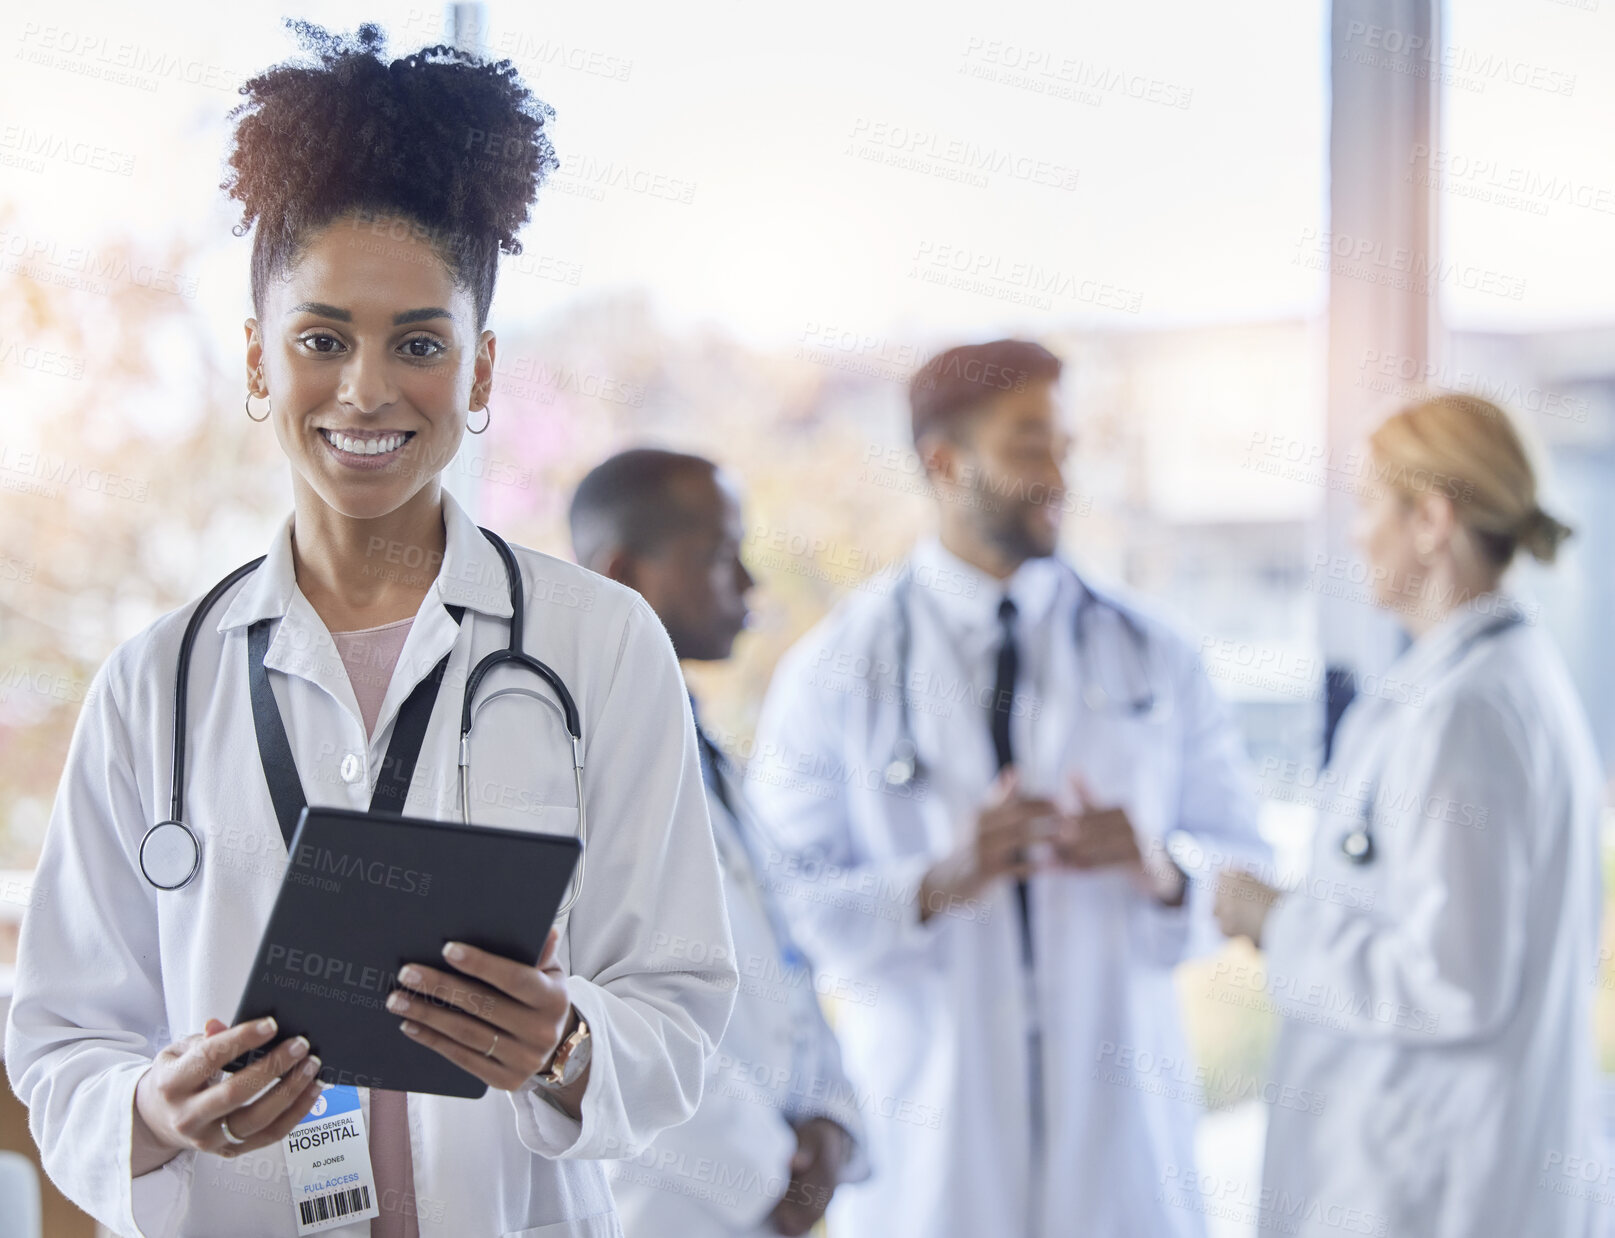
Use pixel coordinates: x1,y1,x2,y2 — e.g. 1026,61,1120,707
282,1085,380,1234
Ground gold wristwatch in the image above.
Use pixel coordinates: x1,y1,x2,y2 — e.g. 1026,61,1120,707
534,1011,591,1090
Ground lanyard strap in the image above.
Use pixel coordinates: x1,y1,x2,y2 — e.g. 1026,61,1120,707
695,723,809,975
692,718,736,818
247,608,466,848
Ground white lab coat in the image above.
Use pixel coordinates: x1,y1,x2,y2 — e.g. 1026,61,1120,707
746,536,1268,1238
608,713,869,1236
1253,595,1604,1238
4,491,738,1238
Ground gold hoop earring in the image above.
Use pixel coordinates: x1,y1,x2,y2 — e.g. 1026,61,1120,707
467,403,490,435
245,392,271,422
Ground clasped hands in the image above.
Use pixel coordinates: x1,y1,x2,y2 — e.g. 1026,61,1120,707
919,767,1186,922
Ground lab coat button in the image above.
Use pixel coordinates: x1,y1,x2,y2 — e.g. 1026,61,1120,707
340,753,363,784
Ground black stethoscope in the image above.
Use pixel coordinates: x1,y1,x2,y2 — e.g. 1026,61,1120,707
138,526,589,912
882,560,1169,789
1337,610,1524,866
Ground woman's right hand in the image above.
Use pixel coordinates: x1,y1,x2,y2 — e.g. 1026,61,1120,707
1214,869,1283,946
131,1016,325,1174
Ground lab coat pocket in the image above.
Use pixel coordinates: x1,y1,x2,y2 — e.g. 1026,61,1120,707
502,1210,620,1238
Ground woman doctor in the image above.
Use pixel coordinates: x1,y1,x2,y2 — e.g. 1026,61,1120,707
1215,393,1603,1237
4,23,735,1238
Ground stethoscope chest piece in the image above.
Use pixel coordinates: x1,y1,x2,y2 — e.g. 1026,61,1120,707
140,820,201,890
1329,610,1523,875
1339,826,1374,866
883,740,919,789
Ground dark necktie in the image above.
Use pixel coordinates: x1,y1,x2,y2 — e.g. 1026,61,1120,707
990,596,1033,965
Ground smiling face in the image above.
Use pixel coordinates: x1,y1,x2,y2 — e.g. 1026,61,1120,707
243,212,495,522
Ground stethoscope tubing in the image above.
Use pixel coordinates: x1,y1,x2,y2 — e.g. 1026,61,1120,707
882,560,1163,788
144,527,589,910
1336,610,1525,866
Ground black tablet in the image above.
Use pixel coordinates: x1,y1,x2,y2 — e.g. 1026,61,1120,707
227,806,581,1099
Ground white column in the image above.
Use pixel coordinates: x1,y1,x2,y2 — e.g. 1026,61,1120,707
1322,0,1443,750
442,2,489,526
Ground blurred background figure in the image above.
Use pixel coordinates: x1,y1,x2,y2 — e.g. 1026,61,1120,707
570,448,868,1237
1216,394,1602,1237
746,341,1269,1238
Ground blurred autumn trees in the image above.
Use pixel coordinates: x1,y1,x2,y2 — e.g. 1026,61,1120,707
0,211,284,866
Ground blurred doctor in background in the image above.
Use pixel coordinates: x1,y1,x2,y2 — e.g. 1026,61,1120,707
1216,394,1603,1237
571,449,868,1237
748,340,1269,1238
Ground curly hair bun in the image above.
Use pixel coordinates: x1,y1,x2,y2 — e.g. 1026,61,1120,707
221,19,559,328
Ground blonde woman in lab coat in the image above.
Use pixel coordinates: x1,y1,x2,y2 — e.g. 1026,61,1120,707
1216,393,1603,1237
4,23,735,1238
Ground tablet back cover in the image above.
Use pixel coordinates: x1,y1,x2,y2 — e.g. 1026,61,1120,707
229,806,580,1098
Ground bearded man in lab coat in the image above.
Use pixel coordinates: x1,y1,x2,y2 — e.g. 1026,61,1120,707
747,339,1269,1238
571,449,869,1237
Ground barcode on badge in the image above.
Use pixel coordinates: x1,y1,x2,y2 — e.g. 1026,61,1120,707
299,1184,373,1227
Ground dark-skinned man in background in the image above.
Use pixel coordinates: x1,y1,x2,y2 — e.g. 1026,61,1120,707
570,449,867,1238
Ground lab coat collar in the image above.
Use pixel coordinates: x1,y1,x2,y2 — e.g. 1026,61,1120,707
214,489,515,633
1387,588,1529,685
213,490,517,746
907,534,1065,635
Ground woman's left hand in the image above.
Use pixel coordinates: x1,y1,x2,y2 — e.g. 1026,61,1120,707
389,927,572,1093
